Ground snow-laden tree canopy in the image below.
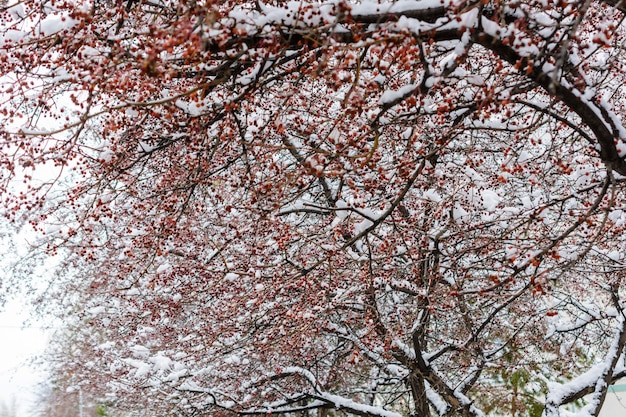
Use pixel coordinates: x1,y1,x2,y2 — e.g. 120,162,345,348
2,0,626,416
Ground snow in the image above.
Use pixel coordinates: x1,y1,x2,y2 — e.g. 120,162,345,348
518,150,531,163
18,127,52,135
480,189,501,212
546,316,626,415
605,250,623,263
97,341,115,350
88,305,106,316
352,0,448,16
520,195,534,209
6,1,25,20
39,13,78,36
124,358,152,378
126,287,140,296
562,75,626,152
464,166,483,181
130,344,150,358
230,1,336,32
0,29,27,46
96,148,114,163
236,62,263,86
466,74,486,86
335,199,349,220
532,11,557,27
175,97,211,116
425,381,449,415
230,0,451,38
354,207,380,234
224,272,239,282
379,84,417,105
390,339,416,360
452,203,469,221
423,188,442,202
393,14,431,34
150,354,173,371
320,392,403,417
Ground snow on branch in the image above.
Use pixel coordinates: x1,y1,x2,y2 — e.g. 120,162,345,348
250,366,404,417
544,314,626,416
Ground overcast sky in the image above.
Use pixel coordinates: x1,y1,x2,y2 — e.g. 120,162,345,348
0,301,49,417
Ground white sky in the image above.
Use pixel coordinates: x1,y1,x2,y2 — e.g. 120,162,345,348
0,68,71,416
0,300,49,417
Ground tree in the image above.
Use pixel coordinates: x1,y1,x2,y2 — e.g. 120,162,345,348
2,0,626,416
35,382,106,417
